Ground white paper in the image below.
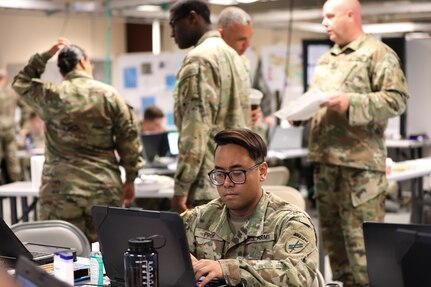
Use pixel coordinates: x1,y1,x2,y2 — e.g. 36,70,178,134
274,88,328,121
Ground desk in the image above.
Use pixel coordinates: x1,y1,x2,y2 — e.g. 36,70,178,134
388,158,431,223
267,148,308,160
0,181,174,224
386,139,431,159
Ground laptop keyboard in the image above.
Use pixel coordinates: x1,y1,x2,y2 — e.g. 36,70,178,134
30,250,51,258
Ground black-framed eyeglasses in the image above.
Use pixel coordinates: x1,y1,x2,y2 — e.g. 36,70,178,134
208,162,263,186
169,13,188,28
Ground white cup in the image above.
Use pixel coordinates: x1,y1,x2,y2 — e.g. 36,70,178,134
250,89,263,110
31,155,45,188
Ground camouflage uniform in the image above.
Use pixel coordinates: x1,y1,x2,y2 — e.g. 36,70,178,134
0,85,29,182
183,190,318,287
308,34,409,286
12,51,144,242
174,31,251,206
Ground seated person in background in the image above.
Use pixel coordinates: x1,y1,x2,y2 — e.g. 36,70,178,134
141,105,165,133
183,128,318,286
19,111,45,150
135,106,171,211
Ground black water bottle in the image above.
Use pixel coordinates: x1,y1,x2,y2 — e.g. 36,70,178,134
124,237,159,287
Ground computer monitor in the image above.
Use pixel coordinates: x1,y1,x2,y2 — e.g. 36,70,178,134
140,132,170,162
140,131,179,162
363,221,431,287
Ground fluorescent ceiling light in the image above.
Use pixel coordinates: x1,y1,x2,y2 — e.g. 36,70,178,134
209,0,237,5
136,5,162,12
237,0,259,3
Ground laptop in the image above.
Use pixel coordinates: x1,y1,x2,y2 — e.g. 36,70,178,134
0,218,76,267
92,206,226,287
363,221,431,287
140,132,170,162
15,255,70,287
268,126,304,151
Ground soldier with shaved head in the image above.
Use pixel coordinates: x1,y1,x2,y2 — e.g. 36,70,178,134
292,0,409,286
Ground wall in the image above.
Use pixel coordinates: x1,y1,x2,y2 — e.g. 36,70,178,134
0,11,126,68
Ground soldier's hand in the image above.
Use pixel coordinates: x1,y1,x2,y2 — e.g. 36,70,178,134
193,259,223,287
122,182,135,207
322,93,349,113
251,107,262,126
47,38,71,57
171,195,187,214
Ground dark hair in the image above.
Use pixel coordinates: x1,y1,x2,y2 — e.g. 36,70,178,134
214,128,267,163
144,105,164,121
57,44,87,75
170,0,211,24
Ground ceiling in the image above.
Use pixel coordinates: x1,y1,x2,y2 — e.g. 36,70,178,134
2,0,431,34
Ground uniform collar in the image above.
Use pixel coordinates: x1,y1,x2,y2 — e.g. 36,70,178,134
195,30,221,47
64,70,93,81
331,33,367,56
211,189,268,241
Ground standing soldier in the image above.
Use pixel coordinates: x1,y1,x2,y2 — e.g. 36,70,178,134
169,0,252,213
0,69,29,183
12,39,144,242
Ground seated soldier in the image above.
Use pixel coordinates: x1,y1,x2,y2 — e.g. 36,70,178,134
183,128,318,286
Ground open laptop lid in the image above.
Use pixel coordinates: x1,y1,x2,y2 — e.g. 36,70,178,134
0,218,75,266
268,126,304,150
92,206,196,287
15,256,70,287
363,221,431,287
140,132,170,162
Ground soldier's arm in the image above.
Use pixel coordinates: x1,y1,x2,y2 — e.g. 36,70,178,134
174,60,217,198
12,51,58,112
217,215,318,286
112,95,144,183
348,49,409,126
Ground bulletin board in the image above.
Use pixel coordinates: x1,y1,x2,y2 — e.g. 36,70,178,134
113,51,186,128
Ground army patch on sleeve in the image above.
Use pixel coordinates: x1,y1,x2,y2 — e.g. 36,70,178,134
286,235,308,254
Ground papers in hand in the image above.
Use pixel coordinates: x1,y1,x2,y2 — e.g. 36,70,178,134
274,88,327,121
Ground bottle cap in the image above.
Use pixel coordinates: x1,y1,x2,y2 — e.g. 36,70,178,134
128,237,154,251
92,242,100,252
54,251,74,260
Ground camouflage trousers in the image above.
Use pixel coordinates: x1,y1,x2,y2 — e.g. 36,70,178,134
314,164,386,287
0,127,22,182
38,192,122,243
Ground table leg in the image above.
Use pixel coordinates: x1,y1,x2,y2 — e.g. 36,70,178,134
10,197,18,224
21,196,29,222
0,197,3,218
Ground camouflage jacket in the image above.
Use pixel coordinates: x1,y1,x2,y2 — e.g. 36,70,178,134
173,31,252,202
308,34,409,172
12,52,143,197
0,85,30,133
183,191,318,286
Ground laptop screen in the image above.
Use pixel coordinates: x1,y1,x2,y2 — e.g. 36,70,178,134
140,132,170,162
268,126,304,150
92,206,196,287
363,221,431,287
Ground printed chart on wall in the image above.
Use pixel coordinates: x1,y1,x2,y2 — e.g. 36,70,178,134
259,44,303,106
115,51,185,127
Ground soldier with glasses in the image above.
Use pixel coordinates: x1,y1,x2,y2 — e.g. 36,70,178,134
182,128,318,287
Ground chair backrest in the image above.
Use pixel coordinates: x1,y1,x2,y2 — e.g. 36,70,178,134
264,166,290,186
264,185,306,210
310,269,326,287
11,220,91,257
